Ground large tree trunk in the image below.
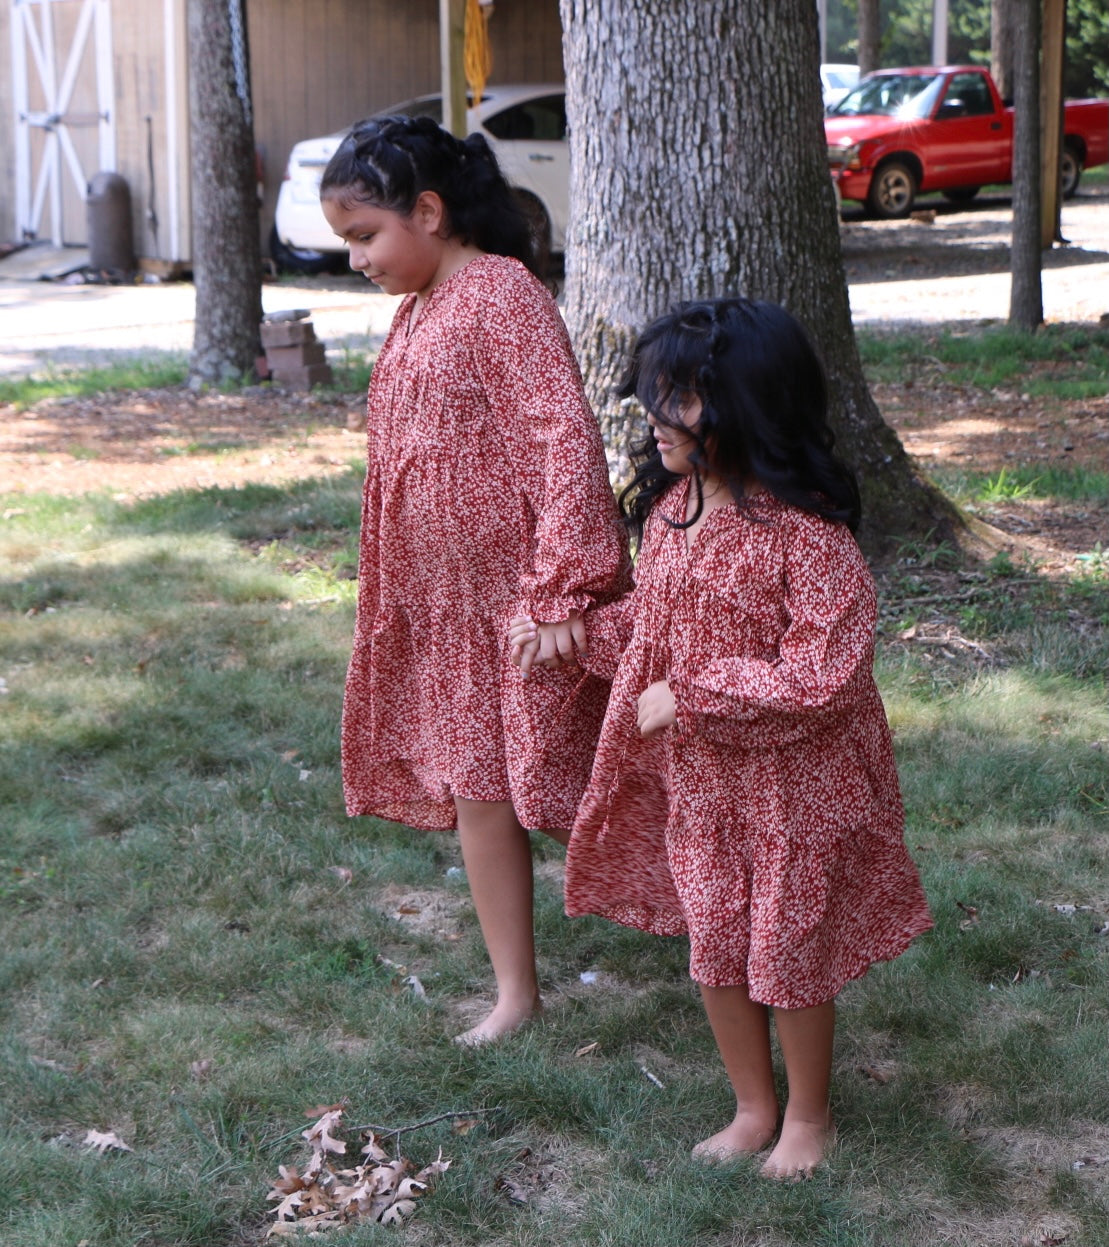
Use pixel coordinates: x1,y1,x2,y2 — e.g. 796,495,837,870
858,0,881,75
1009,0,1043,330
187,0,263,386
991,0,1017,102
559,0,959,556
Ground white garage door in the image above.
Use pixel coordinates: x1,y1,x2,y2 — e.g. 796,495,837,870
11,0,116,245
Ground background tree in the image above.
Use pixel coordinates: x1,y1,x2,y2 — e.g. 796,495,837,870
1064,0,1109,96
858,0,881,74
1008,0,1042,330
187,0,263,386
825,0,1109,97
559,0,959,555
991,0,1016,101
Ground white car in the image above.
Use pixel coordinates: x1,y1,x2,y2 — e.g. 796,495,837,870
821,63,860,110
272,83,569,273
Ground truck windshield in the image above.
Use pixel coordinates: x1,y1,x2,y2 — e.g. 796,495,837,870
829,73,943,119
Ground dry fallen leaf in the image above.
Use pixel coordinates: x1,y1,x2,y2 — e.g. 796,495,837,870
956,900,979,929
82,1129,133,1154
303,1110,347,1156
189,1058,213,1082
857,1063,893,1084
574,1042,600,1058
378,1199,417,1226
402,974,427,1000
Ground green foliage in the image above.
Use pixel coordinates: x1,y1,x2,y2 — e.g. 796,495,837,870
0,357,189,410
825,0,1109,98
858,323,1109,393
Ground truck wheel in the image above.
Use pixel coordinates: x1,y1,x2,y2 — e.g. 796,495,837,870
1061,145,1083,199
867,161,917,219
941,186,980,204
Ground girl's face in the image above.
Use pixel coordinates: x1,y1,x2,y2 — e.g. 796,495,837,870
647,391,704,477
321,191,445,297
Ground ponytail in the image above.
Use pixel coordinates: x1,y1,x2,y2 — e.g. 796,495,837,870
320,114,540,276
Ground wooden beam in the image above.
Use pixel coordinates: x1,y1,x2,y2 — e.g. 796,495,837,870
1040,0,1066,247
440,0,466,137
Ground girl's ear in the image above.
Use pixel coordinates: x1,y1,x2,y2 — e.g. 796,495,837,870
412,190,447,234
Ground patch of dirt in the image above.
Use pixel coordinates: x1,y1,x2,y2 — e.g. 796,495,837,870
3,369,1104,574
0,385,364,500
874,379,1109,568
2,194,1107,569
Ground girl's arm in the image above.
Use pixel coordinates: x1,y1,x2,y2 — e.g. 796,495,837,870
477,268,631,621
668,520,878,747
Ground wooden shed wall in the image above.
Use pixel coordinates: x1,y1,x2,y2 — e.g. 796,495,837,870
110,0,190,264
249,0,565,242
0,0,561,260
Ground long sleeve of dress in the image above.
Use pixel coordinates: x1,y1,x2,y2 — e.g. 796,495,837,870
474,274,630,621
669,517,877,748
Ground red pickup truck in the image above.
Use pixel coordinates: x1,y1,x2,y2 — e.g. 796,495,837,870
826,66,1109,218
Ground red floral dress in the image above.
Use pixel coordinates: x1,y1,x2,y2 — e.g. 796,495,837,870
565,481,932,1008
341,254,631,832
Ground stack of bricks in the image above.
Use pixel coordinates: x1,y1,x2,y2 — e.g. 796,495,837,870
260,312,333,389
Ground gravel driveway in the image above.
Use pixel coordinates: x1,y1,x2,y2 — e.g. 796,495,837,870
1,185,1106,377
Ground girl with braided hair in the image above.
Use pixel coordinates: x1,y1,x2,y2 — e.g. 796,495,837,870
320,115,630,1046
511,298,931,1176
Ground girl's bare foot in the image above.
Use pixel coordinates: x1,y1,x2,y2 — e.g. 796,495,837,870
692,1109,778,1162
453,997,542,1047
759,1116,835,1180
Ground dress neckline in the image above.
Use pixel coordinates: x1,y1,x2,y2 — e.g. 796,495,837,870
403,253,491,338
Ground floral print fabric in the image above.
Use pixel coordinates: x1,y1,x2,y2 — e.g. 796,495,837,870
341,255,630,832
565,482,932,1008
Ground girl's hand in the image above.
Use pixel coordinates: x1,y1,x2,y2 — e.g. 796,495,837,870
637,680,677,737
509,615,540,678
536,612,588,671
510,611,587,679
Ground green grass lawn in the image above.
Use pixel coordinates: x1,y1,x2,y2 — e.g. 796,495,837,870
2,366,1108,1245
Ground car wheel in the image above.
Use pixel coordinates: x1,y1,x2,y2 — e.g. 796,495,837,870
1061,145,1083,199
269,224,338,276
941,186,980,204
512,190,553,277
867,161,917,219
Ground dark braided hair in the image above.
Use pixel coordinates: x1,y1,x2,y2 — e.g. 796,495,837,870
318,114,539,275
619,298,862,539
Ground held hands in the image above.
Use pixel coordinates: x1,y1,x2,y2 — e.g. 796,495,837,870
637,680,677,737
508,611,587,679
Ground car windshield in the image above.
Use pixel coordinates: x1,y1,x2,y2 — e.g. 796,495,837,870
828,73,943,119
824,68,857,90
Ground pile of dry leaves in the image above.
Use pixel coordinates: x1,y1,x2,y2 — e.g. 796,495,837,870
266,1105,450,1237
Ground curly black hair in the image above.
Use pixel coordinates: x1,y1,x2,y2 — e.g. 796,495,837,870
619,298,861,539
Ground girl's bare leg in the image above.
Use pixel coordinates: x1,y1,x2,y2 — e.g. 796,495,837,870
453,797,567,1045
694,983,780,1159
761,1000,836,1179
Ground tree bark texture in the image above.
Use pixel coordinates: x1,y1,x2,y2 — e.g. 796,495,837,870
559,0,958,554
857,0,881,75
1009,0,1043,330
187,0,263,386
991,0,1016,102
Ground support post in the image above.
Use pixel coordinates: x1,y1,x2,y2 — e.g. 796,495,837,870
1040,0,1066,247
440,0,467,138
932,0,949,65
